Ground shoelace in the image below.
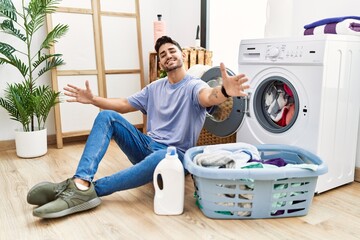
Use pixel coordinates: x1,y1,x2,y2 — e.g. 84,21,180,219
58,189,74,199
54,180,70,198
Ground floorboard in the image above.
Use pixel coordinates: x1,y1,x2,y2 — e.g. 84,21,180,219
1,140,360,240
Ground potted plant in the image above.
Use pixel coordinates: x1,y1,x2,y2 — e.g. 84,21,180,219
0,0,68,158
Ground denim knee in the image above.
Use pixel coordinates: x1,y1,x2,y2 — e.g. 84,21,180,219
94,110,127,125
96,110,116,121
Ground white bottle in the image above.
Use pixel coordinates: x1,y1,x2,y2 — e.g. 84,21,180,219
153,146,184,215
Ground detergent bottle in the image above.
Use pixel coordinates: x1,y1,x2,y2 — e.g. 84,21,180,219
153,146,184,215
153,14,166,45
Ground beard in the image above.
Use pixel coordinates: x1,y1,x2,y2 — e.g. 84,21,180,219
161,58,183,73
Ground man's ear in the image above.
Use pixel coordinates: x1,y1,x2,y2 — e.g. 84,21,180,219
182,50,186,60
158,59,164,70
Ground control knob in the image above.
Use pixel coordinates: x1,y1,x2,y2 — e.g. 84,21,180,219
267,46,280,58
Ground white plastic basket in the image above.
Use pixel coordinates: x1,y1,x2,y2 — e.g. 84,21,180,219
184,144,328,219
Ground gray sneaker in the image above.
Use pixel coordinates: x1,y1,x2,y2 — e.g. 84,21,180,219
33,178,101,218
27,180,68,206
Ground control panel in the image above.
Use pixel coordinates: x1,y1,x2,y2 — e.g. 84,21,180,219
239,39,326,64
265,44,305,60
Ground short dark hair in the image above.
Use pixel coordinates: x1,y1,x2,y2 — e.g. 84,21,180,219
154,36,182,54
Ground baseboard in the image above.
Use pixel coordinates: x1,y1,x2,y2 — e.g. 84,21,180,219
0,139,15,152
0,135,57,152
355,167,360,183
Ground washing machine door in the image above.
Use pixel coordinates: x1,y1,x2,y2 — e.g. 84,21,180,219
201,67,246,137
251,75,300,133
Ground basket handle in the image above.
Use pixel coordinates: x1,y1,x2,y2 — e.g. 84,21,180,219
184,144,328,180
256,144,323,165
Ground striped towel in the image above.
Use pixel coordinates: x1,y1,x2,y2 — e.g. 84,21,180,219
304,16,360,36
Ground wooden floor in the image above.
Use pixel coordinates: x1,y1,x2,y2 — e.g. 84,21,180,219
1,140,360,240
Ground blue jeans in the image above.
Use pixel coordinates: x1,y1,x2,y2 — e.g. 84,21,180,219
73,110,184,197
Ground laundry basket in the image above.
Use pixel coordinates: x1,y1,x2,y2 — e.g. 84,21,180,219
184,143,328,219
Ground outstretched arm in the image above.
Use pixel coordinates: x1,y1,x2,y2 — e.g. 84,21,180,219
199,62,249,107
63,80,137,114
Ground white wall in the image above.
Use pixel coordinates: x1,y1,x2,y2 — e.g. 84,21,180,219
265,0,360,37
207,0,268,72
139,0,200,83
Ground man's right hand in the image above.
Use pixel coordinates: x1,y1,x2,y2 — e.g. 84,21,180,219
63,80,95,104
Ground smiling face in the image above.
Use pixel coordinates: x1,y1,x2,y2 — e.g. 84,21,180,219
158,43,184,73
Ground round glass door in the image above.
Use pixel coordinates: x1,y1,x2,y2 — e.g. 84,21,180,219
253,76,299,133
201,67,246,137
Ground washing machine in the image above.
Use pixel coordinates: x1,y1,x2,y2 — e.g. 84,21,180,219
202,35,360,193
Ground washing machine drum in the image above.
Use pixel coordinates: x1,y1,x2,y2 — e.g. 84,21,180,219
200,67,246,137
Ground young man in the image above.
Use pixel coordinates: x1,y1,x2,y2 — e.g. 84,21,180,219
27,36,249,218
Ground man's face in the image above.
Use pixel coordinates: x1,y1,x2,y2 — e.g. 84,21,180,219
158,43,183,73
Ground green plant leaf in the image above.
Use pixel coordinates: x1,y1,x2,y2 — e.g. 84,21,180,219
32,85,60,129
0,56,11,65
0,0,67,131
7,55,29,77
0,82,33,131
37,56,64,77
0,0,17,21
41,24,69,49
0,52,28,77
25,12,45,36
29,0,61,16
0,41,16,58
27,0,62,35
159,69,167,78
0,19,26,41
32,53,62,69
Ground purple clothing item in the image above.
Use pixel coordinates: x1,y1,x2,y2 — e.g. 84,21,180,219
350,22,360,31
247,158,287,167
304,24,338,35
324,23,337,34
304,28,314,35
304,16,360,29
304,21,360,35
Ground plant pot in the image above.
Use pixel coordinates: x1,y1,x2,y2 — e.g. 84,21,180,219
15,128,47,158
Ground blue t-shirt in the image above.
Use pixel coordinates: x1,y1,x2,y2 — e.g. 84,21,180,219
127,74,209,153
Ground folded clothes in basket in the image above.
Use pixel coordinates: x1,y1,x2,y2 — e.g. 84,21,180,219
304,16,360,36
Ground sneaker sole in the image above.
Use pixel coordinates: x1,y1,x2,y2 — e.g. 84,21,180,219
33,197,102,218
